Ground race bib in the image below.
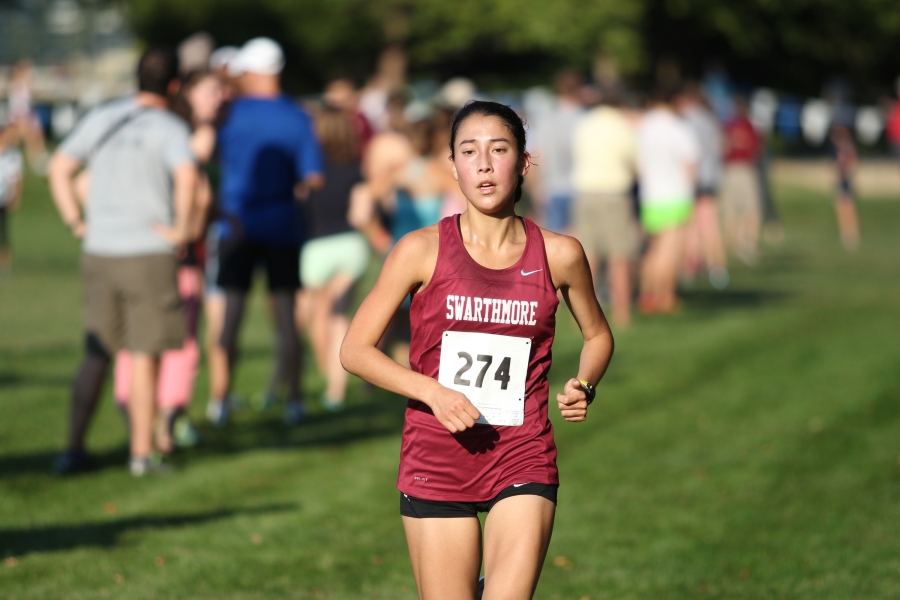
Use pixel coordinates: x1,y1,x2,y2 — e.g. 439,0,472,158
437,331,532,426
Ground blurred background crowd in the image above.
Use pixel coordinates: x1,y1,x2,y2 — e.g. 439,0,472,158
2,1,900,477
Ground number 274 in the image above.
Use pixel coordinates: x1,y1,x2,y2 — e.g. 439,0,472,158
453,353,511,390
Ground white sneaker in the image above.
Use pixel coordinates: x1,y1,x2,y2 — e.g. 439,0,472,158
709,266,730,290
206,398,229,427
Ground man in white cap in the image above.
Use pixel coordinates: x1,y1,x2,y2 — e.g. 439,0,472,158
210,37,323,426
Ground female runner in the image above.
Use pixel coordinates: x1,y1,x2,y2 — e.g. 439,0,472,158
341,100,614,600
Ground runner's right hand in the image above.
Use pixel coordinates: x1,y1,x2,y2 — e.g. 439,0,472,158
425,383,481,433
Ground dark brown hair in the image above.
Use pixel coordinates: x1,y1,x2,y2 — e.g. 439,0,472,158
449,100,527,203
316,105,359,165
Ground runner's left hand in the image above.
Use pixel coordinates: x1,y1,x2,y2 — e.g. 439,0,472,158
557,378,588,422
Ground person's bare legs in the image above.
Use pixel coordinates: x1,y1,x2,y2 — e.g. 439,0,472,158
654,227,686,313
326,314,351,403
308,287,331,374
295,288,311,335
482,495,556,600
129,353,159,459
205,294,229,402
402,516,483,600
835,197,860,250
607,257,632,328
739,210,761,264
639,236,663,313
695,196,727,271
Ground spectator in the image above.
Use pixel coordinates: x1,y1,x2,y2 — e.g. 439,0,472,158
828,124,861,250
721,96,763,264
676,82,729,289
209,37,323,426
636,87,700,314
47,48,199,476
885,76,900,160
529,70,584,232
571,88,639,327
7,60,48,174
112,69,225,451
324,77,374,158
298,106,369,410
0,117,24,275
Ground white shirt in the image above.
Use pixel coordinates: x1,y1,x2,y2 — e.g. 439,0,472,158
636,108,700,206
0,148,23,207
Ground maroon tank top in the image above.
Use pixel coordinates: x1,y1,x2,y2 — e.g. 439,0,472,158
397,215,560,501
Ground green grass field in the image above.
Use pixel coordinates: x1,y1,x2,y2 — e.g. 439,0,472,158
1,173,899,600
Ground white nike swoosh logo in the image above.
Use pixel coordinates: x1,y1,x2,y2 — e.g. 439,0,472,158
512,483,530,487
521,269,542,276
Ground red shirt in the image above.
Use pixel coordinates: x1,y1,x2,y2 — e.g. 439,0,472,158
886,102,900,145
398,216,561,501
724,116,760,163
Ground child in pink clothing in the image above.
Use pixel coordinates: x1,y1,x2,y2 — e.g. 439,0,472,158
114,264,203,452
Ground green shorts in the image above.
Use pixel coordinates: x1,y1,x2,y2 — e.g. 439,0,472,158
300,231,371,288
640,200,693,234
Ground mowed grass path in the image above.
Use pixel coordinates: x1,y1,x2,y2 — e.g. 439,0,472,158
1,173,899,599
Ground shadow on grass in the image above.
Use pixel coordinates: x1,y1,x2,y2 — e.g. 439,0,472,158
681,289,791,312
0,503,296,557
0,388,407,479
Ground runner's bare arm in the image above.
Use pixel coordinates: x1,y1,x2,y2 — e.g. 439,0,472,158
545,231,615,422
341,227,483,433
47,152,86,237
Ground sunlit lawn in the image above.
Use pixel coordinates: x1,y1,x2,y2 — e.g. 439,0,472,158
1,172,899,599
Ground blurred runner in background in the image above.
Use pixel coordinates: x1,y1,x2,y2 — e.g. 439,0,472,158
571,87,639,328
721,96,763,265
210,37,323,427
676,82,729,289
48,48,198,476
636,87,699,315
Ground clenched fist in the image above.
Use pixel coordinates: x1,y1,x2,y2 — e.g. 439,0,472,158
557,378,589,422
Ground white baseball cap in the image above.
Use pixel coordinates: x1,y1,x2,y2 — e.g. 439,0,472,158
209,46,240,72
229,37,284,76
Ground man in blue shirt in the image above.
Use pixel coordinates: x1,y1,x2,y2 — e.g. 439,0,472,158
211,37,323,426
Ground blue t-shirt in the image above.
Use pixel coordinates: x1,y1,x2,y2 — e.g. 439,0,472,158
217,95,323,245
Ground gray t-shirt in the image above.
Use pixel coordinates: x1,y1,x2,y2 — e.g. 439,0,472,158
59,97,194,256
682,104,723,191
530,99,583,197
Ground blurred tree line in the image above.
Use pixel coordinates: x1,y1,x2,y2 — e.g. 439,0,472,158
126,0,900,97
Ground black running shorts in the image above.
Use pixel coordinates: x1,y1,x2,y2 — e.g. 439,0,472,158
400,483,558,518
216,238,301,292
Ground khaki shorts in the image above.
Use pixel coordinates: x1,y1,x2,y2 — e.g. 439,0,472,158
83,253,184,355
720,163,761,221
573,193,640,260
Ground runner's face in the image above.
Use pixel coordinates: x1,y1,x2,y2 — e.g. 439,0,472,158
451,115,529,215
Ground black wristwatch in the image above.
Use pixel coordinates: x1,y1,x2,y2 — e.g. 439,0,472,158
578,380,596,405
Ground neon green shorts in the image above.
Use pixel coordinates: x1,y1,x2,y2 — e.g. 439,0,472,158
300,231,371,288
640,200,693,234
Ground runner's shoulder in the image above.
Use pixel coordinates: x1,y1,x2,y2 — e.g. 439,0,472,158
388,224,440,268
538,227,586,271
